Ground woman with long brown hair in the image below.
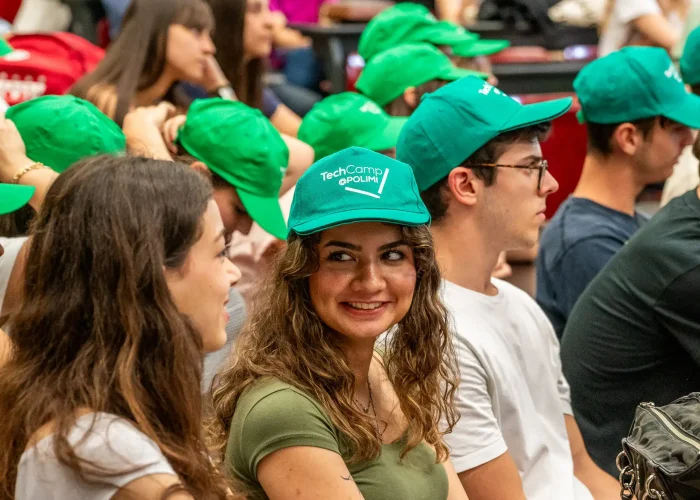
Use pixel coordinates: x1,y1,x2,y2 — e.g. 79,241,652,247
71,0,219,125
0,155,239,499
210,147,468,499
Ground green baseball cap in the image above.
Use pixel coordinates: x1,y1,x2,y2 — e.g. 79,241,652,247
288,147,429,236
452,38,510,58
0,184,34,215
299,92,407,159
0,38,13,57
397,76,572,191
177,98,289,239
681,26,700,86
6,95,125,173
355,43,488,106
575,46,700,128
358,3,478,61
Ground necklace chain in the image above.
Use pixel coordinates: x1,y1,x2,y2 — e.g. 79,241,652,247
355,380,383,439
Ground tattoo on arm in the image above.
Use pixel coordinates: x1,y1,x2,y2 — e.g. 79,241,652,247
341,474,354,482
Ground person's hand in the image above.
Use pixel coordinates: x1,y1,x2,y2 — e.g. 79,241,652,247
123,102,177,132
162,115,187,155
200,56,230,93
0,115,33,183
491,251,513,280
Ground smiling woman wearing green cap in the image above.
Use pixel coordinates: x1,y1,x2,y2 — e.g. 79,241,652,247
211,146,467,500
356,43,488,117
299,92,408,159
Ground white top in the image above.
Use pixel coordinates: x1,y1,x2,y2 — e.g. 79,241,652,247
0,236,27,314
598,0,683,56
441,278,593,500
661,145,699,207
16,412,176,500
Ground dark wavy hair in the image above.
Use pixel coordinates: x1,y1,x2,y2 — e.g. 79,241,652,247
0,156,231,499
210,224,460,467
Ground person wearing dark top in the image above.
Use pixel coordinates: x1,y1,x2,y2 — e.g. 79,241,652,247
561,184,700,477
537,47,696,337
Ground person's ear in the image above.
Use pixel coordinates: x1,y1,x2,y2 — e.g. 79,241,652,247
190,160,210,175
446,166,481,208
403,87,418,109
612,122,646,156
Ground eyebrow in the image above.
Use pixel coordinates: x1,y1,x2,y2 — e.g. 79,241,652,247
322,239,409,251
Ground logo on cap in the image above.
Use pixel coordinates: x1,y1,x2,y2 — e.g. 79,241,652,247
664,62,682,83
320,164,391,198
359,101,382,115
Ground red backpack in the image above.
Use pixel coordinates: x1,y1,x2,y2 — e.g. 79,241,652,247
0,32,104,106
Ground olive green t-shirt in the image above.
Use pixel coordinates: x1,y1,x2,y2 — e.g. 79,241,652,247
225,378,448,500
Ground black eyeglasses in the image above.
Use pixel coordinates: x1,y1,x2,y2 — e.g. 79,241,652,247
469,160,549,190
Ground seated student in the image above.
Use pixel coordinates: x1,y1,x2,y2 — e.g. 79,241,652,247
210,146,467,500
537,47,695,338
0,156,238,499
0,181,33,367
71,0,220,126
206,0,315,134
397,76,619,500
355,43,487,116
599,0,688,57
358,2,507,83
299,92,408,159
561,97,700,475
662,25,700,206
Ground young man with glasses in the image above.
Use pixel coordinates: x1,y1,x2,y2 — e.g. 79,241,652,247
537,47,695,339
396,76,619,500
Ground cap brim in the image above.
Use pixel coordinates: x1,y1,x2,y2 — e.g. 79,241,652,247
0,184,34,215
452,39,510,57
442,65,489,81
237,189,288,240
424,24,476,46
663,93,700,129
365,116,408,152
501,97,573,132
290,208,430,236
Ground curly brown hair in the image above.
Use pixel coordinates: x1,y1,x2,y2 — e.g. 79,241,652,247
0,156,231,499
209,224,459,466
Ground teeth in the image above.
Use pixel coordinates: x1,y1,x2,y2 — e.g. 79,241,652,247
347,302,383,310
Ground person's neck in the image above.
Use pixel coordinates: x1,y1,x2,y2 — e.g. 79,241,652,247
572,153,644,216
432,216,501,295
134,69,177,108
341,337,376,403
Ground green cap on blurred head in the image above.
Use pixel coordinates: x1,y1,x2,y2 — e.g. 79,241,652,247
177,98,289,239
358,3,477,61
575,46,700,127
356,43,488,106
299,92,407,159
452,37,510,58
0,184,34,215
0,38,13,57
288,147,429,236
681,26,700,86
397,76,572,191
6,95,125,173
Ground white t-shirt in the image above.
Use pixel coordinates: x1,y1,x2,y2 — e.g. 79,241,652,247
16,412,176,500
0,236,28,314
442,278,593,500
598,0,683,56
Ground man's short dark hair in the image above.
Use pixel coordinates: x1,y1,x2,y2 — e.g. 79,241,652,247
421,122,552,224
586,116,666,156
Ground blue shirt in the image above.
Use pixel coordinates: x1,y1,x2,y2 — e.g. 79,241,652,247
536,197,647,338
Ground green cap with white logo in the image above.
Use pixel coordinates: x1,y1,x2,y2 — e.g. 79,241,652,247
681,26,700,86
575,46,700,127
288,147,430,236
177,98,289,239
358,3,478,62
356,43,488,106
397,76,572,191
299,92,408,159
0,184,34,215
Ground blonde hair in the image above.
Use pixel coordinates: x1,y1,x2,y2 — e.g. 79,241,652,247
209,225,459,465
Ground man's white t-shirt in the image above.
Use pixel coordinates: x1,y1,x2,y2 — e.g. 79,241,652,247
598,0,683,57
442,278,593,500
